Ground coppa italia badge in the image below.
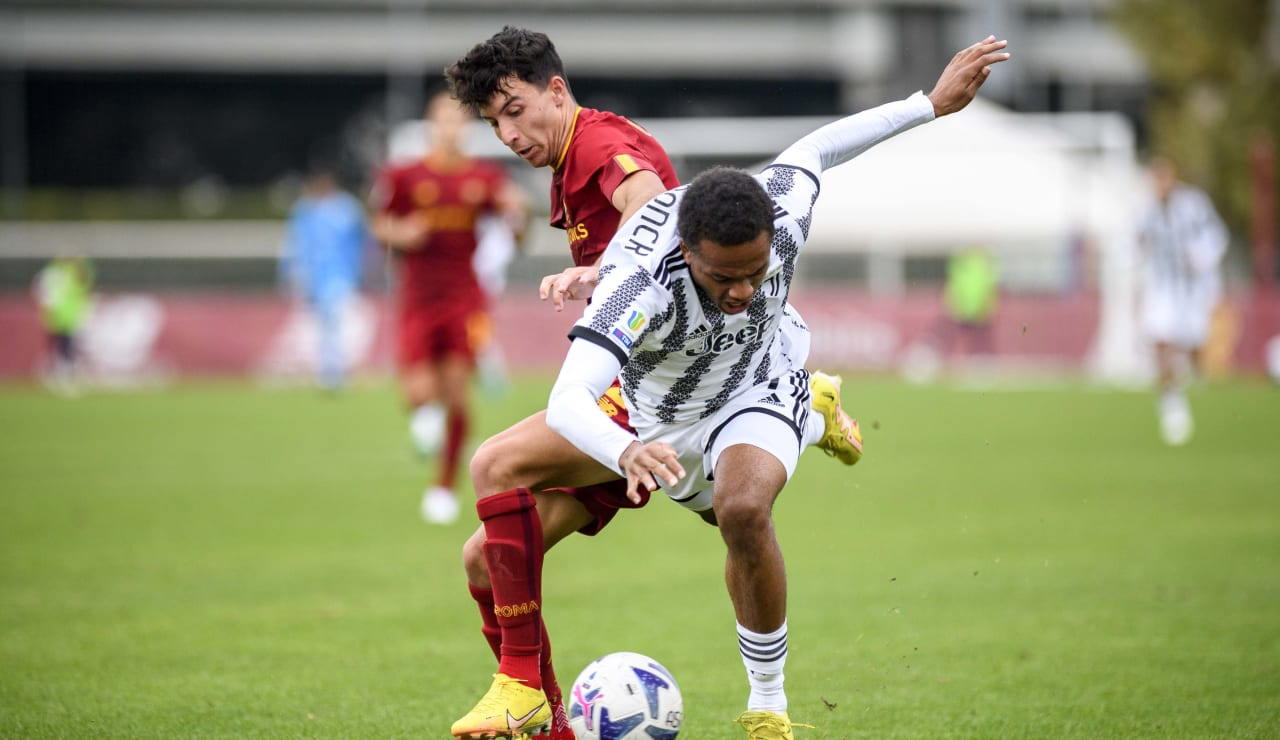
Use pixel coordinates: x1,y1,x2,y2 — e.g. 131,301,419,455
613,310,647,348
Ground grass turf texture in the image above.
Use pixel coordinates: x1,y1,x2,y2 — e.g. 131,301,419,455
1,377,1277,739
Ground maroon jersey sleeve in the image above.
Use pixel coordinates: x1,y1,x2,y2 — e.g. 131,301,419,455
571,116,670,203
554,110,679,266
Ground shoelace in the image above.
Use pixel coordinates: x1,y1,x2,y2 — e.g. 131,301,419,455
473,676,534,714
734,713,816,738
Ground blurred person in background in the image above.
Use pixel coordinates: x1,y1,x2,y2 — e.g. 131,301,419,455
370,89,528,526
32,254,95,395
471,212,524,394
1137,155,1228,446
281,165,370,392
900,247,997,382
940,246,999,357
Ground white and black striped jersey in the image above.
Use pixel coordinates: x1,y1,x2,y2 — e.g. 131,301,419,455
1139,184,1228,298
567,92,936,429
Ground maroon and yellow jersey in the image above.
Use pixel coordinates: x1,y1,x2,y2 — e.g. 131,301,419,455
370,156,509,307
550,107,679,267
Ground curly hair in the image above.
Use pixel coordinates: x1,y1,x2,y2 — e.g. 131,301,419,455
445,27,569,110
678,167,776,249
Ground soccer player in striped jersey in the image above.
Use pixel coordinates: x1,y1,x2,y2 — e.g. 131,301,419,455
444,28,861,740
539,38,1009,739
1137,156,1228,446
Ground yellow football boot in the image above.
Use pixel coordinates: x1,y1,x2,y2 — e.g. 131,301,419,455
734,710,814,739
810,371,863,465
451,673,551,739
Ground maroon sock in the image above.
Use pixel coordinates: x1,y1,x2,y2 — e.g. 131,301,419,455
468,583,503,661
440,408,468,490
541,632,562,702
477,488,544,688
471,561,560,700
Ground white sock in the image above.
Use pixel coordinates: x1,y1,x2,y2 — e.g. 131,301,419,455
738,620,788,713
802,410,825,448
409,404,445,455
1158,390,1193,445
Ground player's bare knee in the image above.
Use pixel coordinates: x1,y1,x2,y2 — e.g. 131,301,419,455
712,492,773,542
468,436,505,494
471,434,538,494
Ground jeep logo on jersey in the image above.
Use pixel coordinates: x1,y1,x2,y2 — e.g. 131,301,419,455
684,317,773,357
622,191,678,257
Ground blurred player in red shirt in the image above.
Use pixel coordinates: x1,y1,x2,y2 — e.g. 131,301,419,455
370,90,528,525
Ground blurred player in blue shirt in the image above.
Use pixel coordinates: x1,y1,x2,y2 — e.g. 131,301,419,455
281,166,370,390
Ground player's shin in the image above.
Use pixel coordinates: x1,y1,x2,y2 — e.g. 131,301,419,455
441,408,469,489
467,583,503,660
476,488,545,688
467,581,562,700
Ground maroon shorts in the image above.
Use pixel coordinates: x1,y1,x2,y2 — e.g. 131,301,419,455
398,304,490,367
555,379,650,536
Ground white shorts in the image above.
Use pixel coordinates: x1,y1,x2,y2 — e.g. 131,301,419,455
1140,284,1218,350
778,303,811,371
632,369,814,513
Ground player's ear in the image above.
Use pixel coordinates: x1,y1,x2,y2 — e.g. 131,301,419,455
548,76,568,105
679,240,692,261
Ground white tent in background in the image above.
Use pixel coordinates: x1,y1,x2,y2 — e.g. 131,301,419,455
801,98,1147,383
806,98,1134,249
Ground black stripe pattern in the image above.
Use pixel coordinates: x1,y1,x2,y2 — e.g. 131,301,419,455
738,626,788,669
586,270,654,336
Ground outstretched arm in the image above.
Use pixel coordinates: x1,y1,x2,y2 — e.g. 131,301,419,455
773,36,1010,175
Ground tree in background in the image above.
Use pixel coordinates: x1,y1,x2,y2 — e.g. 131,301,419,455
1111,0,1280,253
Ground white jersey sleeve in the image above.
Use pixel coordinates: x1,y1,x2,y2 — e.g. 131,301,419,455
772,91,935,178
758,92,936,256
546,339,637,476
547,188,691,471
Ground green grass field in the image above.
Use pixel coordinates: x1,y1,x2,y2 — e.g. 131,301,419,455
1,376,1277,739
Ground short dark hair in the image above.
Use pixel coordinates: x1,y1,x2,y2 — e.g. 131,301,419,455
678,167,776,249
445,27,568,110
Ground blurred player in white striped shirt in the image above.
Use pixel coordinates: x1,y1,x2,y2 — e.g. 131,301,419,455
1138,156,1228,445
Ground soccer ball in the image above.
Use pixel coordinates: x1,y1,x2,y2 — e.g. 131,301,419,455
567,651,683,739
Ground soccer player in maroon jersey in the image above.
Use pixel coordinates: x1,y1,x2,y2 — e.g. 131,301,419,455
443,27,677,740
444,28,860,740
370,90,528,526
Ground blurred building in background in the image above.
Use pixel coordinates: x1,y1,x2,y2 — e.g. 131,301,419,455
0,0,1275,380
